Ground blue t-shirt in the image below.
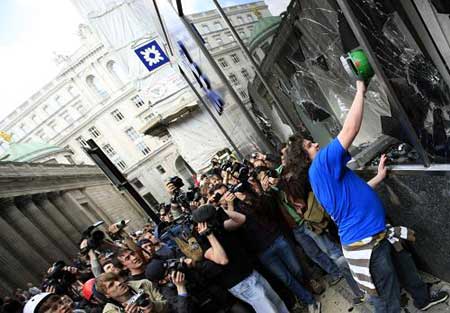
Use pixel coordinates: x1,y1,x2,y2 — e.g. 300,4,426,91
308,138,386,245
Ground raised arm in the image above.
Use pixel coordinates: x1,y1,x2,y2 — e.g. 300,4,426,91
199,222,229,265
368,154,388,189
337,80,366,150
223,209,246,231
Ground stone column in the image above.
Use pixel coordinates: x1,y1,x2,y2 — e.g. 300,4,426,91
3,197,64,262
0,276,13,297
48,191,86,234
0,210,48,278
34,193,80,245
80,188,114,224
61,191,97,226
16,195,74,259
0,240,37,288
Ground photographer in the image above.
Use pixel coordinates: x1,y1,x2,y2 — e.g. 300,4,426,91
42,261,82,300
145,259,192,313
80,239,103,278
213,184,321,313
95,272,168,313
192,204,289,313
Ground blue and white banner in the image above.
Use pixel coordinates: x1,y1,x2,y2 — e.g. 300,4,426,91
134,40,170,72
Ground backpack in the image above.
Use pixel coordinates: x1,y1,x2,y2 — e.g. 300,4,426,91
303,192,329,234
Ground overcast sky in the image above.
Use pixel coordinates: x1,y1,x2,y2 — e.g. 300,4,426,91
0,0,289,123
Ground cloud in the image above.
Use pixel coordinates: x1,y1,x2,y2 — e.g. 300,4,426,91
0,0,83,122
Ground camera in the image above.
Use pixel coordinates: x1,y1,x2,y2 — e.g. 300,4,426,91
165,258,187,274
229,182,247,194
126,289,151,307
80,221,105,255
169,176,184,189
42,261,77,294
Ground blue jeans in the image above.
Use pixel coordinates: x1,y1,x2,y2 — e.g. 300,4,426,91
301,224,363,297
293,223,341,279
258,235,315,305
228,270,289,313
368,239,401,313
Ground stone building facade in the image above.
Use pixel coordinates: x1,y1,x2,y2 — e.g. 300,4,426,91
0,160,147,296
0,24,194,207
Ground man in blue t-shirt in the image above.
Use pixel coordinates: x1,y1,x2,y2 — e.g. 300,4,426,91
289,81,400,313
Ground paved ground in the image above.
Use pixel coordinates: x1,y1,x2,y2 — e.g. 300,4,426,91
301,272,450,313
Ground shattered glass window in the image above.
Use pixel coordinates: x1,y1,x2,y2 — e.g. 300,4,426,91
345,0,450,163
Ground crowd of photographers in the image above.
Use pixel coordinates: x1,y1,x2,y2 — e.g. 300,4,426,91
4,141,446,313
4,83,449,313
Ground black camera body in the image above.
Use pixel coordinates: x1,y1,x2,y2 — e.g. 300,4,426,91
169,176,184,189
42,261,77,294
165,259,187,274
126,289,151,307
80,221,105,255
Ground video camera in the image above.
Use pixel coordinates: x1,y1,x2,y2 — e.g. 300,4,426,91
80,221,105,255
42,261,77,294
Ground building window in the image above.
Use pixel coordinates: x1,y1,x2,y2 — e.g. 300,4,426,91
137,142,151,155
217,57,229,68
202,24,210,33
76,104,86,115
55,96,62,106
229,73,239,85
116,159,127,170
48,120,58,132
86,75,108,98
31,114,41,125
237,16,244,25
213,21,222,30
247,14,254,22
107,60,128,84
61,110,74,124
238,88,248,99
125,127,140,141
131,178,144,190
239,30,246,38
227,32,234,42
213,35,223,45
76,136,88,147
156,165,166,174
111,109,124,121
230,53,240,63
88,126,101,138
241,69,250,80
68,86,77,97
132,95,145,108
102,144,116,156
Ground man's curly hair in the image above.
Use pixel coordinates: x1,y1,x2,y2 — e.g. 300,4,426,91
281,133,312,201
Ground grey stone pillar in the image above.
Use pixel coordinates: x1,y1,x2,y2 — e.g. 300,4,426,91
81,189,114,224
16,195,74,259
34,193,80,245
48,192,86,234
61,191,96,226
0,240,37,288
0,210,48,278
2,197,63,262
0,275,13,297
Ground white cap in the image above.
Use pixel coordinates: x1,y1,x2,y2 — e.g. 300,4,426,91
23,293,53,313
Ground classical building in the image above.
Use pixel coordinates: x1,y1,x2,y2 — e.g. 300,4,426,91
0,24,195,207
0,143,147,295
